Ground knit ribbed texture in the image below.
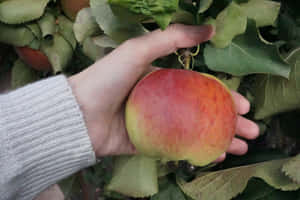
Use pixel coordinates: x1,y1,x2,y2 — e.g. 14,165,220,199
0,75,96,200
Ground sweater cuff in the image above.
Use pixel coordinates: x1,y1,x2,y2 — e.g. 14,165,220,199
0,75,96,199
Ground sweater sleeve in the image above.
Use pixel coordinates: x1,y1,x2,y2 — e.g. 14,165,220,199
0,75,96,200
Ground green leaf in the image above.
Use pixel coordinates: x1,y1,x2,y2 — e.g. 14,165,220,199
239,0,281,27
210,2,247,48
37,12,56,38
151,178,186,200
282,154,300,184
254,48,300,119
63,46,94,76
171,9,195,25
108,0,179,29
57,16,77,50
221,149,288,169
27,38,41,50
234,178,299,200
25,23,42,40
82,37,106,61
217,75,241,91
204,20,290,78
107,155,158,198
0,23,35,46
153,13,173,29
73,8,102,43
41,34,73,73
58,175,81,198
198,0,213,14
178,158,300,200
93,35,118,48
11,59,39,89
90,0,146,43
0,0,50,24
157,162,173,177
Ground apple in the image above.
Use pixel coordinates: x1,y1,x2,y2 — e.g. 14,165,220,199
61,0,90,21
125,69,237,166
15,47,52,71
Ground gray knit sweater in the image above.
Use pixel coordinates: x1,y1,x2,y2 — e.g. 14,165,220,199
0,75,96,200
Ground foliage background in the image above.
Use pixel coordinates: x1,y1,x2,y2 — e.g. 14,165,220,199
0,0,300,199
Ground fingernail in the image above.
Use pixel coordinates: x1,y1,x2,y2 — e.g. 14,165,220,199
251,123,260,139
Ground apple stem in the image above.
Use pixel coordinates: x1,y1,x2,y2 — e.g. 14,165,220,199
175,45,200,70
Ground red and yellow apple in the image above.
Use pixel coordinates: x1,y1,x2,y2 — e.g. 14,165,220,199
61,0,90,21
15,47,52,71
125,69,237,166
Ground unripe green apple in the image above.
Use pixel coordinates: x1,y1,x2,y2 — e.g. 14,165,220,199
125,69,237,166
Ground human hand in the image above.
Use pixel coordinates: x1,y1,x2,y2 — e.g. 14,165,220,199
68,24,259,161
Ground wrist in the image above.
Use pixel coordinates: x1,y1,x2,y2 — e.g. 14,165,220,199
68,74,104,157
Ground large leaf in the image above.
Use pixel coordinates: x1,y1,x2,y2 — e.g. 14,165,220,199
107,155,158,198
25,23,42,40
282,154,300,184
57,16,77,50
234,178,299,200
209,2,247,48
108,0,179,29
204,21,290,78
0,0,50,24
0,23,35,46
93,35,118,48
198,0,213,14
82,37,106,61
90,0,146,43
151,178,186,200
37,12,56,38
41,34,73,73
218,75,241,91
254,47,300,119
11,59,39,89
171,9,195,25
240,0,281,27
178,158,300,200
73,8,102,43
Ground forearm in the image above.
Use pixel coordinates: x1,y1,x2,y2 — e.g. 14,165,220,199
0,75,96,200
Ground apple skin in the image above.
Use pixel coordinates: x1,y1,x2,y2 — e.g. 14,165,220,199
15,47,52,71
61,0,90,20
125,69,237,166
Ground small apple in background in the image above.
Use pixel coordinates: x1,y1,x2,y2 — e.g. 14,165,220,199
60,0,90,21
125,69,237,166
15,47,52,71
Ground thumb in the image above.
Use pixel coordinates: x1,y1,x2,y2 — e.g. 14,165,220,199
111,24,215,68
133,24,215,64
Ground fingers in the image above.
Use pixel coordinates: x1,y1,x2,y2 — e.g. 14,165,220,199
227,138,248,155
236,116,259,139
215,153,226,163
215,137,249,163
214,93,259,163
231,91,250,115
